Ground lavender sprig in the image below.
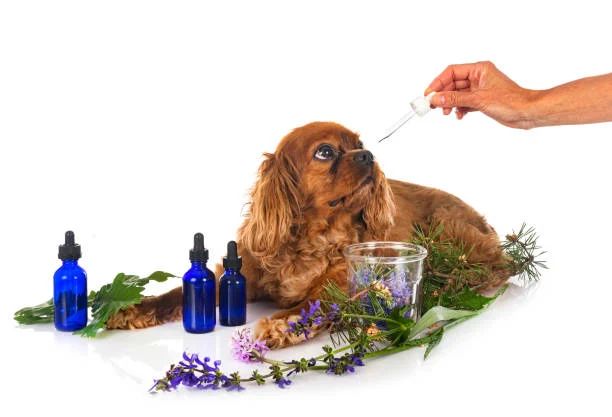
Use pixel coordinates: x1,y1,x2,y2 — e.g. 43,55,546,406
149,353,233,392
152,270,512,394
287,300,340,339
151,329,369,393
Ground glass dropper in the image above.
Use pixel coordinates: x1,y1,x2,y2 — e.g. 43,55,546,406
378,92,436,142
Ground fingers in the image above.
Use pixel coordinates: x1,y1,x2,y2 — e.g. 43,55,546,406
430,90,480,110
425,63,478,95
453,80,470,90
455,107,475,120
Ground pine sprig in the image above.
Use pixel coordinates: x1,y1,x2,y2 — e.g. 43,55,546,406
413,222,546,311
502,223,547,282
411,224,492,293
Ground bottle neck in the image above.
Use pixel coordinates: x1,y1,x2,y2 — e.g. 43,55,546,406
224,268,240,274
190,260,207,268
61,259,79,266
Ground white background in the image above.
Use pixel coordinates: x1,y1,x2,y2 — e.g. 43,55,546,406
1,1,611,415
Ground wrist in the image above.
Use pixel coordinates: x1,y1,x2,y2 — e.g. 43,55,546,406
516,88,546,129
522,88,559,129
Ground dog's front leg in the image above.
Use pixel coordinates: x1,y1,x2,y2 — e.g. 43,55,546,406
254,263,347,349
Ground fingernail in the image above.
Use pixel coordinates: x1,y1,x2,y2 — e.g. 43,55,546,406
439,95,446,105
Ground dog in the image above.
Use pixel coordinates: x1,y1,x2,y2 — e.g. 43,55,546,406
106,121,507,348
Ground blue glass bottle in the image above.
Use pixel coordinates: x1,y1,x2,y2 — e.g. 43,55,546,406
182,233,216,333
219,241,247,326
54,231,88,331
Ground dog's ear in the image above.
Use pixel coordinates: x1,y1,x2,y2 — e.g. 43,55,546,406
362,167,395,239
239,152,300,265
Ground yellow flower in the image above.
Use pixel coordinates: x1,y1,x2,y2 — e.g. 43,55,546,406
366,324,380,336
371,281,392,300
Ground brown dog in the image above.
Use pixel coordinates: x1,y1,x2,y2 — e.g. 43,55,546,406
106,122,507,348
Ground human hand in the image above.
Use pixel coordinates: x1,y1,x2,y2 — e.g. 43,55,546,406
425,61,539,129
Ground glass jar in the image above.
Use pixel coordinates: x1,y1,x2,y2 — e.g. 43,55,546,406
344,242,428,321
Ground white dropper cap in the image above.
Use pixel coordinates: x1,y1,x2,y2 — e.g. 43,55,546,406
410,91,436,117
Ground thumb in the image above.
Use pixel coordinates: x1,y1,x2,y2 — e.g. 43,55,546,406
430,91,480,109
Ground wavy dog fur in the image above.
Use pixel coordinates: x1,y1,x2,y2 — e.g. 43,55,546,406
107,122,507,348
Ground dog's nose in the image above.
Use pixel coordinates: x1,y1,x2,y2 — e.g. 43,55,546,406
353,150,374,166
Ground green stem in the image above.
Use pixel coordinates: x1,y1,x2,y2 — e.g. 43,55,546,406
240,338,373,385
363,343,420,360
258,356,286,367
307,365,329,371
342,313,404,326
252,340,359,372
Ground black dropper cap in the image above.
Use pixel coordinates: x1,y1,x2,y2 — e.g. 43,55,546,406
58,230,82,261
223,241,242,271
189,233,209,262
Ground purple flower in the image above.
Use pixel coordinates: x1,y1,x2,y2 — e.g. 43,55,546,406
326,303,341,322
169,375,182,389
384,271,413,308
350,265,415,317
287,300,333,339
149,352,236,392
179,352,200,369
326,352,365,375
181,372,200,387
274,377,292,389
352,268,375,290
230,328,269,363
349,353,364,367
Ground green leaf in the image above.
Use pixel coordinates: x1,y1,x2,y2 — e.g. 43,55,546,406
438,287,496,311
136,270,177,285
14,298,55,324
408,306,478,339
424,328,444,359
75,273,144,337
384,306,415,345
409,285,507,339
74,271,176,338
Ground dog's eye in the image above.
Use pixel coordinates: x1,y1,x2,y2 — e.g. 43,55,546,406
314,145,336,161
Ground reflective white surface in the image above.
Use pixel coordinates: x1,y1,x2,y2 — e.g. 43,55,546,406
2,1,611,415
2,281,558,403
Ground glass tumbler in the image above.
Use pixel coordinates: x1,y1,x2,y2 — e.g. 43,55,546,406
344,242,428,321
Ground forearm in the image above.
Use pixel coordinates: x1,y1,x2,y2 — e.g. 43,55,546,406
529,73,612,127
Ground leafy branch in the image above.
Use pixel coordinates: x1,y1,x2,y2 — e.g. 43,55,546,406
14,271,177,337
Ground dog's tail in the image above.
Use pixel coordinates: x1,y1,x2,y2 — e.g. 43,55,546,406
106,286,183,330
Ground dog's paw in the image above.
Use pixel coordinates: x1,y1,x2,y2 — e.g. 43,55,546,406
254,315,305,349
